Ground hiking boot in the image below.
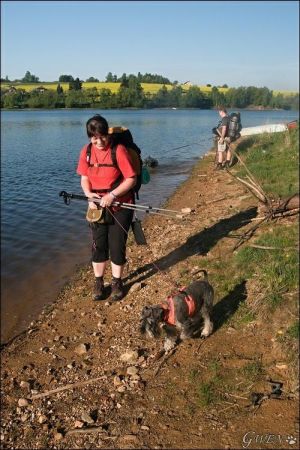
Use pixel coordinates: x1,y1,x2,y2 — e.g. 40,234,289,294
94,277,105,301
215,163,223,170
111,277,124,301
225,160,231,168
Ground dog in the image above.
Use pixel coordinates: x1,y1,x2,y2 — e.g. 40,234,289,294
140,270,214,351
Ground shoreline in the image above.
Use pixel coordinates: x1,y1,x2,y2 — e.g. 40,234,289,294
1,141,298,449
1,106,297,112
1,148,210,348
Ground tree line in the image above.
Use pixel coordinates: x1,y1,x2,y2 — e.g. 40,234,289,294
1,71,172,84
1,73,298,110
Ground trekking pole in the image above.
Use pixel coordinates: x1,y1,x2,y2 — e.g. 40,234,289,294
59,191,183,218
111,203,183,219
113,201,180,214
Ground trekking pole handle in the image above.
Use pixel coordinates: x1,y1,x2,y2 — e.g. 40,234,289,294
59,191,94,205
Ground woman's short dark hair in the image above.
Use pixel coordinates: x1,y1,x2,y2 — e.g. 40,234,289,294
86,115,109,138
218,106,227,114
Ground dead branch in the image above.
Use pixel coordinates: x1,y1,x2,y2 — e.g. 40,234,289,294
226,169,268,204
30,376,106,400
248,244,298,251
66,426,106,435
153,346,177,376
232,215,271,250
231,148,272,207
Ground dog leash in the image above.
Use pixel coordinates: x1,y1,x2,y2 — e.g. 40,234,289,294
106,207,181,291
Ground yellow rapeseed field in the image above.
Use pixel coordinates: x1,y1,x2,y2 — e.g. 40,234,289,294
1,81,226,94
1,81,297,97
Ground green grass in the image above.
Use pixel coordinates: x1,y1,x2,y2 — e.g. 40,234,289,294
240,360,264,381
235,224,299,310
286,321,300,339
235,127,299,198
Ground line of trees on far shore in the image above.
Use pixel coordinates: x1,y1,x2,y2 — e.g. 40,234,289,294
1,72,299,110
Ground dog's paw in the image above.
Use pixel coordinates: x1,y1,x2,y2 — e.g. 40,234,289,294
164,338,177,352
201,322,213,338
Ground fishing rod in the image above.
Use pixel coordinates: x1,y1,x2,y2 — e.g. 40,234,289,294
59,191,183,218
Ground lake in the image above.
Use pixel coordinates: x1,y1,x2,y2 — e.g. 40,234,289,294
1,108,298,343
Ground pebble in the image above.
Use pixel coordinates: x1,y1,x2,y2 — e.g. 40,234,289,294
38,415,47,424
54,432,63,441
20,381,30,391
126,366,138,376
74,343,88,355
181,207,192,214
18,398,29,407
276,362,288,369
120,350,138,363
130,283,142,293
74,420,84,428
81,412,94,424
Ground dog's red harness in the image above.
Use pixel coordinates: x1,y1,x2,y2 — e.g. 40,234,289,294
161,288,196,326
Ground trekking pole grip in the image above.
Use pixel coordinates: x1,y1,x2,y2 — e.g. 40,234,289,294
59,191,72,205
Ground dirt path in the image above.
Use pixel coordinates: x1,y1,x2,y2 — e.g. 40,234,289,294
1,148,299,449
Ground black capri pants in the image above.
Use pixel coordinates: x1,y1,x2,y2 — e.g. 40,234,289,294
90,208,133,266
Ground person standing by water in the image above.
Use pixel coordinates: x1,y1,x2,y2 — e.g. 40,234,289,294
213,106,232,169
77,115,137,301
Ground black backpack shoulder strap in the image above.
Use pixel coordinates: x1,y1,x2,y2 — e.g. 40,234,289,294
86,143,92,166
110,145,118,167
86,143,119,168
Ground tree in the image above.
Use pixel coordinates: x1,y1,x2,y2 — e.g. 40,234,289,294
59,75,74,82
86,77,99,82
22,71,39,82
98,88,115,108
56,84,64,95
105,72,114,82
120,73,128,87
69,78,82,91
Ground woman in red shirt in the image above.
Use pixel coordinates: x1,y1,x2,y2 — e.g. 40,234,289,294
77,115,136,301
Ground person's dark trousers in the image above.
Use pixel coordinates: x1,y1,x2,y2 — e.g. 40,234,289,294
91,208,133,265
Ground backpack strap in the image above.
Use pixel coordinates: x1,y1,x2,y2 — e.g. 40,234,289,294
86,143,118,168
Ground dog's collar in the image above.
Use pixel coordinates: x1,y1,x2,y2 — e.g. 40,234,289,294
161,288,196,326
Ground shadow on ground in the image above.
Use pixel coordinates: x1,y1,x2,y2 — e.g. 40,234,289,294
212,280,248,332
124,207,257,290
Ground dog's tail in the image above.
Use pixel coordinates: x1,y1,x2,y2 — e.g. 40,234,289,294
194,269,208,281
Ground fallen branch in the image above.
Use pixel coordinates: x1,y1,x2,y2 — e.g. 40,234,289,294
231,149,272,207
218,403,240,413
30,376,106,400
66,426,106,436
153,346,177,376
248,244,298,251
225,168,267,204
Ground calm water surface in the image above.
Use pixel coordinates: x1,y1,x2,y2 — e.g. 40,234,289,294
1,109,298,342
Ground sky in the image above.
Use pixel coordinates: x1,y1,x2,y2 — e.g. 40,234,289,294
1,0,299,90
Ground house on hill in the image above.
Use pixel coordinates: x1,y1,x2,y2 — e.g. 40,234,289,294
33,86,48,93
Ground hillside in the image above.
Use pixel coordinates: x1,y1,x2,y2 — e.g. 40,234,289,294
1,130,299,449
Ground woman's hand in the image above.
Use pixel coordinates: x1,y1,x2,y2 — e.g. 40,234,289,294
100,193,114,208
87,192,101,210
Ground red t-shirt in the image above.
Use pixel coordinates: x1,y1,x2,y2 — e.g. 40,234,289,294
77,143,136,203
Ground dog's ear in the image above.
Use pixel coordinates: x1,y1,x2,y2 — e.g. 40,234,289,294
141,306,152,319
